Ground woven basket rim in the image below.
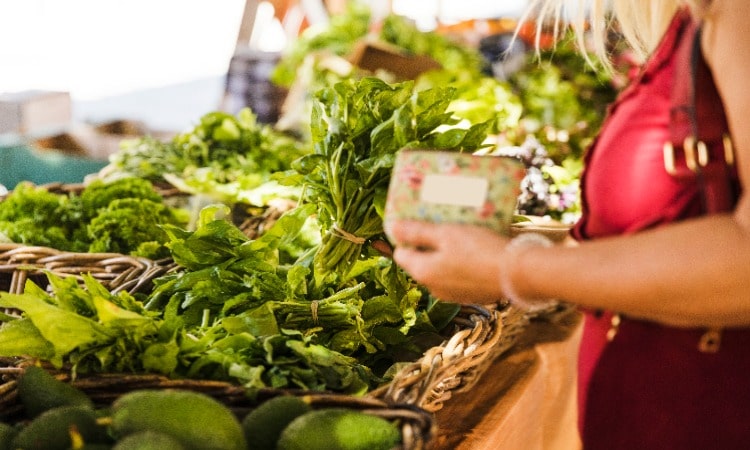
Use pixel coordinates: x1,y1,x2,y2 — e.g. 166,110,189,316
368,302,530,412
0,241,174,297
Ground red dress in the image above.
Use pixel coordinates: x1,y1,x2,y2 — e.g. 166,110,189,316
571,9,750,449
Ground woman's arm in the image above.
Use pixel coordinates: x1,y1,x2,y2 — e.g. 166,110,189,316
391,0,750,329
511,214,750,328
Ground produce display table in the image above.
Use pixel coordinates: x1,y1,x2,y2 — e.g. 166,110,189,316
433,308,583,450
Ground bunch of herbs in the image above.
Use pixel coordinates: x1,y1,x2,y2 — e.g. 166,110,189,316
291,77,491,287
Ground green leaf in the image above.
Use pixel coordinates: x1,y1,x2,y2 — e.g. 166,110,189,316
0,292,111,365
252,203,317,254
426,301,461,331
431,128,469,148
222,304,280,337
142,340,180,375
329,328,370,354
291,154,326,175
167,210,249,270
361,295,403,325
213,117,242,141
0,318,54,358
92,296,153,326
229,363,266,388
286,264,310,300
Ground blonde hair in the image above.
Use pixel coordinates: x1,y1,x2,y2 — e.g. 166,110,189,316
521,0,708,71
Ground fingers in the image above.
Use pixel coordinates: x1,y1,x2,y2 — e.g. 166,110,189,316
387,220,444,249
392,245,439,285
393,244,503,303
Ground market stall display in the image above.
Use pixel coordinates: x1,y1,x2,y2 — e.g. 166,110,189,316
0,95,536,446
0,2,630,448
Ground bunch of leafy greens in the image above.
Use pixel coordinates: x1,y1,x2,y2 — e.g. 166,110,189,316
0,178,188,259
148,204,451,362
0,183,74,250
272,3,485,87
288,77,491,287
272,4,524,141
0,204,459,393
271,1,371,88
101,108,309,206
0,271,372,393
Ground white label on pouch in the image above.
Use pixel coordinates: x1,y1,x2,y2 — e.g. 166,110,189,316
419,174,488,208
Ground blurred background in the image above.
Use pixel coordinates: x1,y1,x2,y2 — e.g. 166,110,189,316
1,0,529,132
2,0,617,225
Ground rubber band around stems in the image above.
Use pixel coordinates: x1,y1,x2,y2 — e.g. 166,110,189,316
330,223,366,245
500,232,559,313
311,300,319,324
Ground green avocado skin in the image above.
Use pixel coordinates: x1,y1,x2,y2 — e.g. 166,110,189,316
113,430,186,450
276,408,402,450
110,390,247,450
241,395,313,450
17,366,94,419
11,405,110,450
0,422,19,450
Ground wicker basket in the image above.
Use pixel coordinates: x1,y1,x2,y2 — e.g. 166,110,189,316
0,359,435,450
0,306,532,450
0,243,173,296
369,302,529,413
0,181,181,319
0,181,283,312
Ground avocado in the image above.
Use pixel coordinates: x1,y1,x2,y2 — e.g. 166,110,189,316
0,422,18,450
241,395,312,450
276,408,402,450
17,365,94,418
11,405,110,450
109,389,246,450
113,430,185,450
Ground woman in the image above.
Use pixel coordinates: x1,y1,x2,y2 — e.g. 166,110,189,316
387,0,750,447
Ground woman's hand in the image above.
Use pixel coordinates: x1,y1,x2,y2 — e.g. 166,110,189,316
388,220,509,303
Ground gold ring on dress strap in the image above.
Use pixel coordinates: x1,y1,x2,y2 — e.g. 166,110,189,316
684,136,698,172
723,134,735,166
663,141,678,175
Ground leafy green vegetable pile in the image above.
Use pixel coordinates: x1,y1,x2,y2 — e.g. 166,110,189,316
0,204,457,393
271,2,372,89
0,178,188,259
378,13,486,74
508,34,617,164
101,108,309,206
271,2,485,89
0,77,473,395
